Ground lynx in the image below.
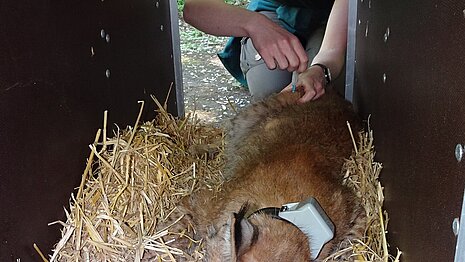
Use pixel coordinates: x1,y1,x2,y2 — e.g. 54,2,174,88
177,91,365,261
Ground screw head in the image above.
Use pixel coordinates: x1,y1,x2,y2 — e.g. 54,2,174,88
160,25,164,31
453,218,460,236
105,34,110,43
382,73,387,83
365,21,369,37
456,144,463,162
100,29,106,39
105,69,110,78
384,27,390,43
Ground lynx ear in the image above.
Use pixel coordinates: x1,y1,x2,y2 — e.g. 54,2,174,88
231,204,257,259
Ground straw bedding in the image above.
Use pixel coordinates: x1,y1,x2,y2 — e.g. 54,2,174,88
43,98,401,262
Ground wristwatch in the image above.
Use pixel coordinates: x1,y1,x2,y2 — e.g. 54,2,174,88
311,63,332,85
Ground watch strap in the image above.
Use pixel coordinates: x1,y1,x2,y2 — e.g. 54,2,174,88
311,63,332,85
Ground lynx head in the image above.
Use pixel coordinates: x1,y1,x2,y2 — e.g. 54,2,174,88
204,204,311,262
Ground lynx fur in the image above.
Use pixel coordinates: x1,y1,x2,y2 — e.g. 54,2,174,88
177,91,365,261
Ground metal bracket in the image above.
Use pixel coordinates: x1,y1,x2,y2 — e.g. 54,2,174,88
168,0,185,118
345,0,358,103
454,189,465,261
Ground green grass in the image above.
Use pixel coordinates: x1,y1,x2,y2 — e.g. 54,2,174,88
177,0,248,12
177,0,186,12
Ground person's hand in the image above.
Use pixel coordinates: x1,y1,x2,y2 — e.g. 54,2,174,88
247,14,308,73
282,66,326,103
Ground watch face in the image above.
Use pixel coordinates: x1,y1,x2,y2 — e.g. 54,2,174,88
322,66,331,84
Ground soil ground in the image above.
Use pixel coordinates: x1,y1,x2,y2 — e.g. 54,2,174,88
179,19,251,125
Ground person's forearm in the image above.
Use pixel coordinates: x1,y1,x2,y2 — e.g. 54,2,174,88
311,0,348,80
311,49,346,81
184,0,309,72
183,0,263,37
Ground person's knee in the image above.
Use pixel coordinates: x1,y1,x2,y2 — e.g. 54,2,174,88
248,85,275,101
246,66,291,100
183,0,196,24
240,38,291,100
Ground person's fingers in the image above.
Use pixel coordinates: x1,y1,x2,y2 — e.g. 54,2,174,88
297,58,308,73
285,53,299,72
259,50,277,70
279,41,300,72
312,85,326,100
247,13,313,71
282,78,326,103
258,44,289,71
279,36,307,72
289,37,309,73
314,81,324,93
257,36,306,71
298,85,317,103
274,54,289,70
